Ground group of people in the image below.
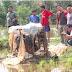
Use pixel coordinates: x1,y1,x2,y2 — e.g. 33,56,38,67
6,4,72,46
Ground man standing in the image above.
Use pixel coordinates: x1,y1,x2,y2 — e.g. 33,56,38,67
6,6,19,28
61,24,72,46
29,9,40,23
56,5,68,45
67,5,72,24
40,5,53,43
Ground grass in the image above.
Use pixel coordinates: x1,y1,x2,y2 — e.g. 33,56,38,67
0,38,9,48
49,37,60,45
0,27,72,72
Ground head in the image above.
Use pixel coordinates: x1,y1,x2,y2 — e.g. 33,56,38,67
32,9,36,15
66,24,72,32
40,5,45,11
56,5,63,11
67,5,72,13
8,6,13,12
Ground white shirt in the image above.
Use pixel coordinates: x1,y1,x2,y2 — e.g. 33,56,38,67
67,13,72,24
70,30,72,36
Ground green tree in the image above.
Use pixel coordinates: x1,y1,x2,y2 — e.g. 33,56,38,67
0,12,6,27
17,4,32,25
2,1,13,14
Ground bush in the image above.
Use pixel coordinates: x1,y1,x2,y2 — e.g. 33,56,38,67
0,12,6,27
0,38,9,48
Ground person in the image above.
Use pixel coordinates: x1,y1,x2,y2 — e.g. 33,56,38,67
29,9,40,23
61,24,72,46
40,5,53,43
67,5,72,24
5,6,19,28
56,5,68,45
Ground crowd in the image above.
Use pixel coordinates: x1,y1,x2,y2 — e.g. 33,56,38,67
5,4,72,46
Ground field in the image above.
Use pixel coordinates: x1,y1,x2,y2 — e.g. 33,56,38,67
0,27,72,72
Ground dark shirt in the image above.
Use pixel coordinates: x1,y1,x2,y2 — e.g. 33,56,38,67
56,10,68,25
6,11,18,27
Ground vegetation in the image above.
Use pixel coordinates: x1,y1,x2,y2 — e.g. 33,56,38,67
0,1,72,26
0,1,72,72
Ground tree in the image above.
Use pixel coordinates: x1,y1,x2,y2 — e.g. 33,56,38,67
17,1,42,25
17,4,32,25
0,12,6,27
2,1,13,14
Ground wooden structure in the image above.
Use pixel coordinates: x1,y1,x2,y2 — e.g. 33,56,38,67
31,27,48,56
9,27,48,59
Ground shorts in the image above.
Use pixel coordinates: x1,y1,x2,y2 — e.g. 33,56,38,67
45,26,50,32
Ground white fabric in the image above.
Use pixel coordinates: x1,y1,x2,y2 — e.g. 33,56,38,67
70,30,72,36
67,13,72,24
8,23,42,36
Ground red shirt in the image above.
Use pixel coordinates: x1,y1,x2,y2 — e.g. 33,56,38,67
41,10,53,26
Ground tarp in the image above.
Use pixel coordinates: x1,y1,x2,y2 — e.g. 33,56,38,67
8,23,42,36
3,33,26,65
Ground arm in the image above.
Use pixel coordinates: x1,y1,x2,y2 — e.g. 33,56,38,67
12,17,18,22
64,10,68,19
64,34,72,39
12,12,19,22
5,14,8,28
29,16,31,22
47,11,53,19
38,16,40,23
56,13,59,29
5,21,7,28
61,31,72,39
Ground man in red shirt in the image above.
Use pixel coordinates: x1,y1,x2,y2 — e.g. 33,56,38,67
56,5,68,45
40,5,53,43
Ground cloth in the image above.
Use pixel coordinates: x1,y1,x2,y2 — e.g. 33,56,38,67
29,15,40,23
49,43,67,56
6,11,18,27
67,13,72,24
41,10,53,26
67,39,72,46
8,23,42,36
60,25,67,45
18,33,26,59
67,30,72,45
70,30,72,35
56,10,67,25
9,32,17,52
45,26,50,32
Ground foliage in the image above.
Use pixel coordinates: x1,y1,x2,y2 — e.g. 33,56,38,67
17,1,41,25
17,4,32,25
0,12,6,27
0,1,72,26
2,1,13,14
0,38,9,48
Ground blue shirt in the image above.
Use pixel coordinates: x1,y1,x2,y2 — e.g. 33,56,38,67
29,15,40,23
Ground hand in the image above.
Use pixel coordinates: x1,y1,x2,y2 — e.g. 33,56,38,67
12,19,15,22
5,24,7,28
61,31,66,36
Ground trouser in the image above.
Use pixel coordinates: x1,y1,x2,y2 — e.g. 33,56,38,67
60,25,67,45
67,39,72,46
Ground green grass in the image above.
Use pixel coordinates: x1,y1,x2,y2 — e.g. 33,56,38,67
49,37,60,45
0,38,9,48
0,27,72,72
